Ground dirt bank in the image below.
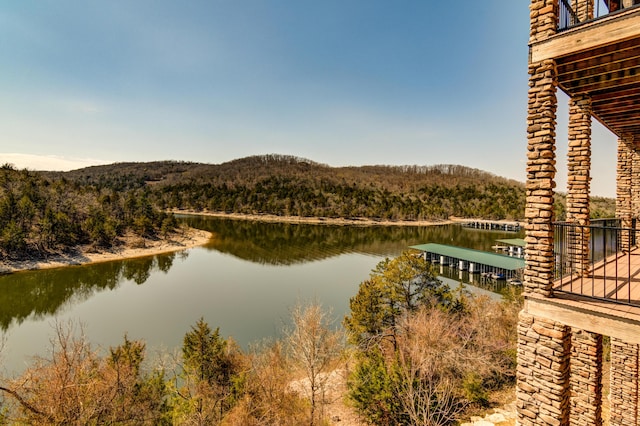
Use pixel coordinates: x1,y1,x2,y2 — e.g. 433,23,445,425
0,228,212,274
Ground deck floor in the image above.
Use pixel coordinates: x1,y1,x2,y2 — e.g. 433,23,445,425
552,248,640,321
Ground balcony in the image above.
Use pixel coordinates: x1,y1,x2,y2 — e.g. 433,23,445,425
553,220,640,307
530,3,640,148
559,0,640,31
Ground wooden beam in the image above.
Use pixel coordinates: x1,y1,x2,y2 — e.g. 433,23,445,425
562,73,640,94
525,296,640,343
556,39,640,72
557,56,640,82
593,96,640,111
592,86,640,101
530,12,640,63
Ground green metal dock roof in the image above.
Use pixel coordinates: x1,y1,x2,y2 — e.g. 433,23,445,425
495,238,526,247
410,243,525,271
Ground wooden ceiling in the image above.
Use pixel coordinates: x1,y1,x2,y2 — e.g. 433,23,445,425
556,36,640,142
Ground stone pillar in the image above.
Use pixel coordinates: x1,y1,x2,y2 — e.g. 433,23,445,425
610,338,639,426
566,95,592,276
573,0,595,22
525,58,558,296
617,137,634,251
632,148,640,249
526,0,559,298
530,0,558,44
517,312,571,426
570,329,603,426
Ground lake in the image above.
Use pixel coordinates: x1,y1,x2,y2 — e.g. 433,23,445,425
0,215,523,375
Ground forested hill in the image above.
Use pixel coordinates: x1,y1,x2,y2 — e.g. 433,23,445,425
52,154,527,221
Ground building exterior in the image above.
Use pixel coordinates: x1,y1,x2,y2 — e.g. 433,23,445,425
520,1,640,425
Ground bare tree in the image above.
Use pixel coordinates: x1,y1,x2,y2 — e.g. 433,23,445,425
225,340,308,425
394,309,466,425
0,321,167,425
286,301,344,426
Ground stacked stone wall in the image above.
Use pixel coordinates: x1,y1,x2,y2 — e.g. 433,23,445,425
570,330,602,425
566,95,591,223
566,95,591,275
530,0,558,43
617,137,634,251
610,338,639,425
573,0,595,22
517,312,571,426
525,58,558,296
632,148,640,221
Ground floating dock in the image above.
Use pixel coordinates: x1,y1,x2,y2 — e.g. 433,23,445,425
461,220,522,232
492,238,525,257
410,243,525,280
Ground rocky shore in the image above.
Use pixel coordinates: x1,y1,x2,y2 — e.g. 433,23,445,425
0,227,212,274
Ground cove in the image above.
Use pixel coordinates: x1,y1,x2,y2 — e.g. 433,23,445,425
0,215,523,375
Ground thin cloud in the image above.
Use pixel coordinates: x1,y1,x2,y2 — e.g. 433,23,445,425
0,153,110,171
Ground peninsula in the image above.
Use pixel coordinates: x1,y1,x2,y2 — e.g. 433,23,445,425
0,227,212,274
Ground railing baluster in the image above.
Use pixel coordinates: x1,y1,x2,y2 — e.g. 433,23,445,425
558,0,639,31
628,241,632,304
604,223,609,299
553,219,637,306
591,223,596,297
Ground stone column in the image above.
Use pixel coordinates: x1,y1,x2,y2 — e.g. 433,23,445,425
566,95,592,276
570,329,603,426
617,137,634,252
525,0,558,299
573,0,595,22
530,0,558,43
632,148,640,247
609,338,639,426
525,57,558,296
517,312,571,426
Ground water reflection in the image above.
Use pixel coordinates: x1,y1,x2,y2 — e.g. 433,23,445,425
0,217,523,332
437,266,513,296
179,215,519,265
0,215,524,374
0,251,183,331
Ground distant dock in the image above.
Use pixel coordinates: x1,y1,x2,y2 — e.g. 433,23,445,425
460,220,521,232
492,238,525,258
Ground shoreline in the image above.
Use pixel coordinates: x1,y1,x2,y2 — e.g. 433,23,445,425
172,210,456,227
0,213,523,274
0,228,212,275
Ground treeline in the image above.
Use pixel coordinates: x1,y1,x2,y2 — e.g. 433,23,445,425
0,164,177,258
1,153,617,257
154,177,524,220
0,252,520,425
55,155,529,221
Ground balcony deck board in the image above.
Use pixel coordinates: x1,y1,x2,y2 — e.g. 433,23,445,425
552,248,640,318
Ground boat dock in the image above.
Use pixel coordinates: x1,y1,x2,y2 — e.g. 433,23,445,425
492,238,525,257
410,243,525,280
461,220,521,232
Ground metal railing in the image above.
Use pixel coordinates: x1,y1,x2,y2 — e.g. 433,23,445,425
558,0,639,31
553,219,640,305
559,0,579,30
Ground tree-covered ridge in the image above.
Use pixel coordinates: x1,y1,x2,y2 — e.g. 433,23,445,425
56,154,530,221
35,154,617,227
0,164,177,258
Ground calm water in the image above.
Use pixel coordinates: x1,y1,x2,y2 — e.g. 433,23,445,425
0,216,523,375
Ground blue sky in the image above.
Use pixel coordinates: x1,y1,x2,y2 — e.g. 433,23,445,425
0,1,618,196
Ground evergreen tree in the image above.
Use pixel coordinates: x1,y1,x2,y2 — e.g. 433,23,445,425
174,319,244,425
344,251,457,348
182,318,232,386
